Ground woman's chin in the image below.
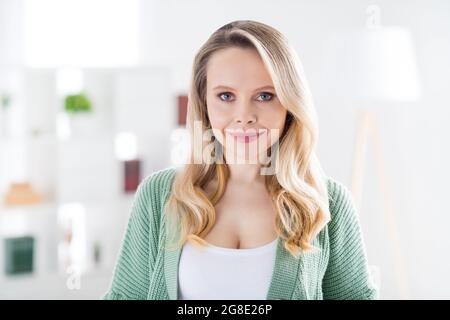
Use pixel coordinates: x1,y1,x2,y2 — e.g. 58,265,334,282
224,151,269,165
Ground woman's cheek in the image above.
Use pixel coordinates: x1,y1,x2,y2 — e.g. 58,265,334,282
206,109,225,143
263,106,286,128
208,107,228,128
264,108,286,145
274,105,287,128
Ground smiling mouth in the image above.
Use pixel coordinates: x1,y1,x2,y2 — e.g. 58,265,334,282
225,130,266,144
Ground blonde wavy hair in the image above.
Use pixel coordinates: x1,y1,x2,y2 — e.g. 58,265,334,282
164,20,331,258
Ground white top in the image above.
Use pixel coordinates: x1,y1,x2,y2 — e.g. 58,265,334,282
178,237,278,300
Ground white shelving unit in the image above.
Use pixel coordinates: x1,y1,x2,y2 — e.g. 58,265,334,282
0,66,176,299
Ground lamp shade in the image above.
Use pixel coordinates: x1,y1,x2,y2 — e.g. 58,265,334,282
323,27,422,103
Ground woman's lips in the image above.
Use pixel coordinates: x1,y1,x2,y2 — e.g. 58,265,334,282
225,130,266,144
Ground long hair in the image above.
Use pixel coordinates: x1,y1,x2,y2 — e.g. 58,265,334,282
164,20,331,258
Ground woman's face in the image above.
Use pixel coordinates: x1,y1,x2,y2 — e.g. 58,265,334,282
206,47,287,163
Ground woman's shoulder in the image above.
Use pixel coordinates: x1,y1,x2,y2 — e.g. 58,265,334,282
138,166,178,195
131,166,179,218
326,176,352,209
325,176,359,228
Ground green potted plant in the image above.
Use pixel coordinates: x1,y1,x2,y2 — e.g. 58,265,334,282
63,92,95,138
64,92,92,114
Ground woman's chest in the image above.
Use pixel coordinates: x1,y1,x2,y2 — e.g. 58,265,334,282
203,184,278,249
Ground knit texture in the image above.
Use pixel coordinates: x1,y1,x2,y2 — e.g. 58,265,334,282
101,167,378,300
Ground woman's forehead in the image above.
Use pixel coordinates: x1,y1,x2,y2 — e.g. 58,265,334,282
206,48,273,91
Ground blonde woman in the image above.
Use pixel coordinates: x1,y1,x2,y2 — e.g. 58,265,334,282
102,20,378,300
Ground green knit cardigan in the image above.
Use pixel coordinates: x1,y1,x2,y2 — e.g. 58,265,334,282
101,167,378,300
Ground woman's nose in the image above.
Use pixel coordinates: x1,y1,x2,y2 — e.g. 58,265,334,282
234,104,257,124
236,117,256,124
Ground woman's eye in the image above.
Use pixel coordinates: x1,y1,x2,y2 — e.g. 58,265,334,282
218,92,233,102
217,92,274,102
257,92,274,102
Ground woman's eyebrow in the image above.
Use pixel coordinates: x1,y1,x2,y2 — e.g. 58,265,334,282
212,85,275,91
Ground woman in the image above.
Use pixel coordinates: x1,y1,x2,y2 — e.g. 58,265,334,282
102,20,378,300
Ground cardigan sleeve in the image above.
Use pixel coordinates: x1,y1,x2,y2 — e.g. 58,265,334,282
322,178,379,300
101,174,159,300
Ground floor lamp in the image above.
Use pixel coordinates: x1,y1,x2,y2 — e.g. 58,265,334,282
329,25,422,299
351,109,409,299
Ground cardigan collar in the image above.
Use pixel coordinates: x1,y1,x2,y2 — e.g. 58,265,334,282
163,218,309,300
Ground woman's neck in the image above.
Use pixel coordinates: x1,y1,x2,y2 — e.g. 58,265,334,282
226,162,265,185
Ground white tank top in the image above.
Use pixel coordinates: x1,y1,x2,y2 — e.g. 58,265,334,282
178,237,278,300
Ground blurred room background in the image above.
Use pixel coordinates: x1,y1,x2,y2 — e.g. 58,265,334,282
0,0,449,299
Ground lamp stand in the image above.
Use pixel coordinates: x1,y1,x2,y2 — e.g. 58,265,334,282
350,109,410,299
